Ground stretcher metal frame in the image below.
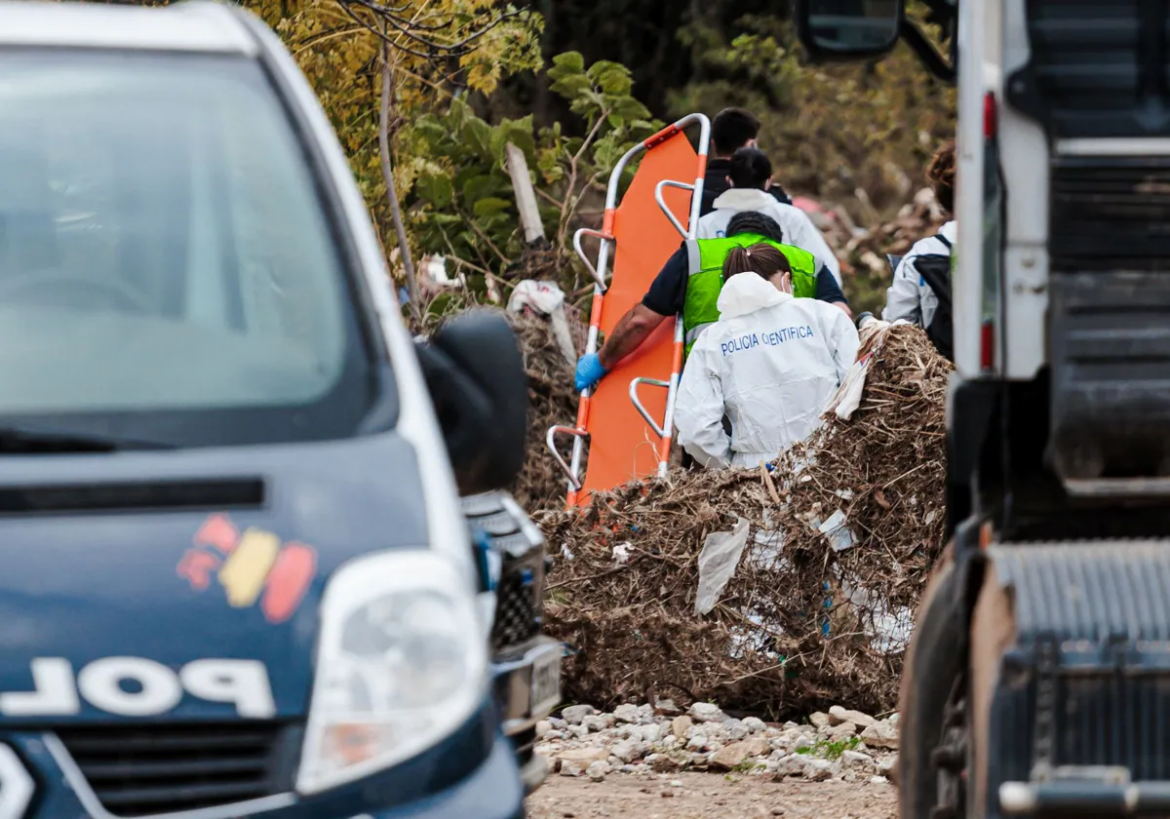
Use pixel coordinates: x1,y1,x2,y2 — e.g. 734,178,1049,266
546,113,710,506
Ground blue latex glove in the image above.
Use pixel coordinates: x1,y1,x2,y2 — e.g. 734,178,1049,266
575,353,607,392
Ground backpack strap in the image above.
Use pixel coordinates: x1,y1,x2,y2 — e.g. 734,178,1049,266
915,255,952,307
933,232,952,250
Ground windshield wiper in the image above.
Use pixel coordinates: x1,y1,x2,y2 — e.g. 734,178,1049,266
0,425,175,453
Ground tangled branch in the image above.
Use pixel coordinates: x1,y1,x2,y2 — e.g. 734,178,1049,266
332,0,524,64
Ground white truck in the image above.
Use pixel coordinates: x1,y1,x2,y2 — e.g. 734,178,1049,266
798,2,1170,818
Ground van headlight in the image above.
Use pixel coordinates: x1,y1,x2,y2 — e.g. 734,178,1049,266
296,550,487,794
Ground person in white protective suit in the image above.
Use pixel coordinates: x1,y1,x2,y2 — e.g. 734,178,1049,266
675,244,860,469
882,141,956,362
696,147,842,285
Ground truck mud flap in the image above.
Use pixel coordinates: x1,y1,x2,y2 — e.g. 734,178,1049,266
980,541,1170,818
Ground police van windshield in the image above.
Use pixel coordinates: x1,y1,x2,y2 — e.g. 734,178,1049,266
0,50,381,448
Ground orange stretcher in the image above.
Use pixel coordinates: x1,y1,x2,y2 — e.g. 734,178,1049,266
546,113,710,507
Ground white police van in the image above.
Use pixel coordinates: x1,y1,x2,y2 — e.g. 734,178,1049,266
0,2,550,816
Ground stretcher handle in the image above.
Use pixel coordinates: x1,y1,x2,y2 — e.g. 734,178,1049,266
572,228,611,290
629,377,669,439
654,180,695,240
546,425,586,491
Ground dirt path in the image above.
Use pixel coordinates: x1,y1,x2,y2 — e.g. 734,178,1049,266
526,772,897,819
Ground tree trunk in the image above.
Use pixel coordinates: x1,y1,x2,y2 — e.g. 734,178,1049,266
379,44,421,325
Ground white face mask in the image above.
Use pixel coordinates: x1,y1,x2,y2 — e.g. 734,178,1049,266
769,273,793,294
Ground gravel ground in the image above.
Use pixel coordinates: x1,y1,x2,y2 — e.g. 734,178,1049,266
526,702,900,818
525,771,897,819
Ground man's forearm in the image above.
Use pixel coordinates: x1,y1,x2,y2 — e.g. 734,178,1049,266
597,305,666,369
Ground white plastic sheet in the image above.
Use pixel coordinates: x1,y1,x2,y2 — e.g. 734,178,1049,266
822,317,912,421
695,517,751,616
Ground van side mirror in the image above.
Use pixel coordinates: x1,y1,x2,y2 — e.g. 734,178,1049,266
796,0,903,60
415,310,528,497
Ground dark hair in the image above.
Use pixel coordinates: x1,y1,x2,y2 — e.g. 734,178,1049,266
928,140,956,214
712,108,761,156
729,147,772,190
723,243,792,281
727,211,784,243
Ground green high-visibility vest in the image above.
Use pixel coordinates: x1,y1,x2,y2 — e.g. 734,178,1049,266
682,233,820,354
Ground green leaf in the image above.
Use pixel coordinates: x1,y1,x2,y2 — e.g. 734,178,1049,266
537,148,564,184
588,61,633,96
480,212,513,233
427,213,464,226
461,117,494,161
612,97,652,121
569,89,607,117
416,172,453,208
548,51,585,79
411,115,447,151
549,73,593,100
592,134,625,172
453,165,483,195
463,174,503,206
607,114,625,129
444,97,471,133
473,197,513,217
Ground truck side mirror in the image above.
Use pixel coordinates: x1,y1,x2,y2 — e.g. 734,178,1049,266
796,0,903,60
795,0,956,82
416,310,528,497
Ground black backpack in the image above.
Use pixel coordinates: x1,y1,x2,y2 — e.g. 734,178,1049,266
913,233,953,362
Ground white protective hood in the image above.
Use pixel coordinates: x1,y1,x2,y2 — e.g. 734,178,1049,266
675,274,860,469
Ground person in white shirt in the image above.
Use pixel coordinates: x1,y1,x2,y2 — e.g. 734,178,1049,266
882,141,956,360
697,147,842,285
675,243,860,469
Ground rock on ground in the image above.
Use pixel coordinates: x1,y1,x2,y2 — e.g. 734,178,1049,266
829,706,877,728
537,702,898,788
860,720,900,750
802,758,841,782
689,702,726,723
613,703,641,724
562,705,596,725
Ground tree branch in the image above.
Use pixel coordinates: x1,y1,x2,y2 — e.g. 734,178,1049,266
378,39,421,324
335,0,523,57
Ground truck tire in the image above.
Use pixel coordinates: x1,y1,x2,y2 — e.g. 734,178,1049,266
898,546,968,819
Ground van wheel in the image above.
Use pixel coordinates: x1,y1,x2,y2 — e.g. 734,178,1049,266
899,560,969,819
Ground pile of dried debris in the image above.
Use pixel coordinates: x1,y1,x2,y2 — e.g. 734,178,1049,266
508,311,583,511
539,323,951,718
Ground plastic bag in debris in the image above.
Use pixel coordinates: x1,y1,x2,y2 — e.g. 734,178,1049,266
838,576,914,654
695,517,751,616
823,317,912,420
507,280,576,365
817,509,855,552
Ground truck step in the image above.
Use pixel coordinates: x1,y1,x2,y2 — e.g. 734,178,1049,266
984,542,1170,817
1000,772,1170,816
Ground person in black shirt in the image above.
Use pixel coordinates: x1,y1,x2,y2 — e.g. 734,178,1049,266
700,108,792,216
574,211,849,392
